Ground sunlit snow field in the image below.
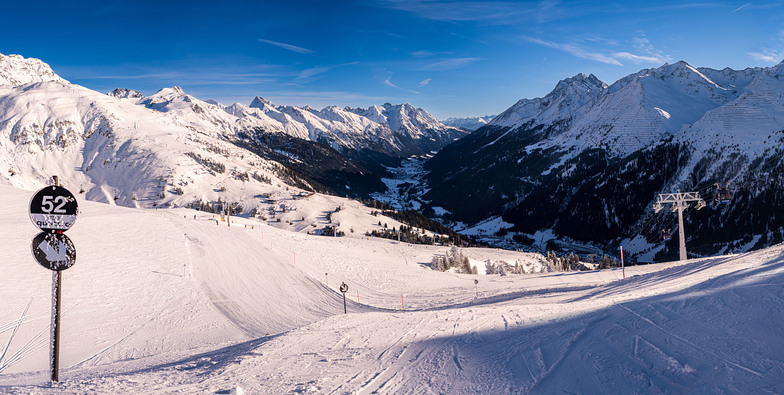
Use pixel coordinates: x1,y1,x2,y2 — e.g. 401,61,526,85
1,184,783,393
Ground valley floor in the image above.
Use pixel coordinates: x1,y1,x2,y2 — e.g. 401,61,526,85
1,185,783,393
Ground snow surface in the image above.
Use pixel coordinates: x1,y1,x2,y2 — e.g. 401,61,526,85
1,183,783,393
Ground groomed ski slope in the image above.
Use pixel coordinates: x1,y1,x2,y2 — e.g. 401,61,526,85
1,184,783,393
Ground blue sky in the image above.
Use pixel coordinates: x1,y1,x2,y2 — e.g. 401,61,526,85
3,1,783,119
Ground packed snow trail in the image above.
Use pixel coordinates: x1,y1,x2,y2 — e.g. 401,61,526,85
2,183,784,392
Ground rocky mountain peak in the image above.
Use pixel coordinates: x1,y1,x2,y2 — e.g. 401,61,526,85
549,73,607,98
108,88,143,99
0,53,66,87
249,96,273,109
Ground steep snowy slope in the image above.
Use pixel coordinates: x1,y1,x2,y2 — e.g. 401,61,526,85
492,73,606,130
0,75,321,219
424,60,784,261
563,62,738,155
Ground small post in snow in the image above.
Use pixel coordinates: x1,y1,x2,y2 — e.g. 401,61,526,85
620,246,625,279
474,279,479,299
325,272,328,288
339,282,348,314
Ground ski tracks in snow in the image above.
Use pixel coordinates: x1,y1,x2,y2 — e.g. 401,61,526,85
618,304,762,377
352,311,438,394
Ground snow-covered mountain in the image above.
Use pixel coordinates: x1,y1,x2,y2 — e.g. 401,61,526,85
424,60,784,261
441,114,497,131
0,53,466,212
0,54,324,217
107,88,143,99
0,53,65,86
105,80,465,196
114,86,465,160
492,72,607,130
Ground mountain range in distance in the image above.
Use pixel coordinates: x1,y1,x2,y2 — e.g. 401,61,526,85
423,59,784,262
441,115,497,131
2,52,784,261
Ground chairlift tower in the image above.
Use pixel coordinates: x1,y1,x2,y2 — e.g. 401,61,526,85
653,191,706,261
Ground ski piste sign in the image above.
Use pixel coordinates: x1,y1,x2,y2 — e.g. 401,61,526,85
31,232,76,271
29,186,78,233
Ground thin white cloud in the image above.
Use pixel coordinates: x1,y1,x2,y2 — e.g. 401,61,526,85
524,35,672,66
375,0,533,23
383,76,399,88
412,50,436,58
632,36,672,63
298,66,330,79
418,57,481,71
524,37,623,65
297,62,359,80
535,0,562,23
417,78,431,87
256,90,393,110
258,39,315,55
747,50,783,63
411,50,453,58
614,52,666,64
729,3,751,13
74,69,290,85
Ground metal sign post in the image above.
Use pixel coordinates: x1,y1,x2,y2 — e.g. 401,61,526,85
29,177,78,383
339,282,348,314
51,271,62,382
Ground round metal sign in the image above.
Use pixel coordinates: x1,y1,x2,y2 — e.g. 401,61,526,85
29,186,78,233
31,232,76,271
339,282,348,293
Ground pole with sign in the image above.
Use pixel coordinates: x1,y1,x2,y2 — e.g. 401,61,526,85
29,177,78,382
339,282,348,314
